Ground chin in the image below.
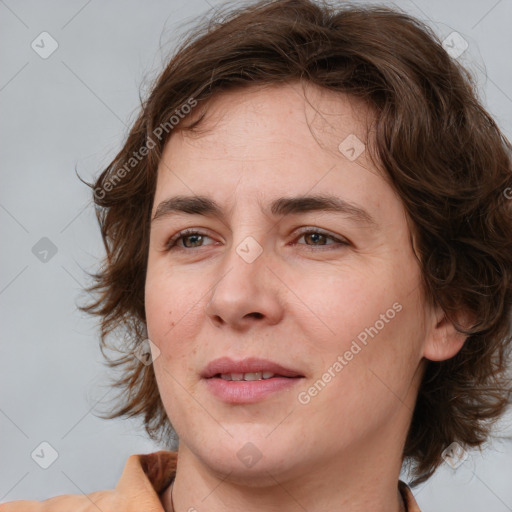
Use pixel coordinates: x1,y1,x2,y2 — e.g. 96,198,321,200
191,432,302,484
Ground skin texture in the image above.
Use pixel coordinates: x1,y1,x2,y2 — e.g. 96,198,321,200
145,81,466,512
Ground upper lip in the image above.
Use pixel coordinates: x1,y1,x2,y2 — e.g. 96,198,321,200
201,357,304,378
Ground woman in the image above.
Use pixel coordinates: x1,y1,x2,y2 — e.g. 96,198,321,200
2,0,511,510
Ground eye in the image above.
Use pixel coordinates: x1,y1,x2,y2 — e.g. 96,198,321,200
293,228,348,250
164,227,349,252
165,229,216,251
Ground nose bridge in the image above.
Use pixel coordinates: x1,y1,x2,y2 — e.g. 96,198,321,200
211,232,267,303
205,230,283,327
217,198,269,282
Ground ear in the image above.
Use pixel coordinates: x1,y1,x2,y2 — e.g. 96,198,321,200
423,305,471,362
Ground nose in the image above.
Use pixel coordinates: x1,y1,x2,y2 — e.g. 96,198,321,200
205,240,284,330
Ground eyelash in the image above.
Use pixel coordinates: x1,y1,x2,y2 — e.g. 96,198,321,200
164,227,348,252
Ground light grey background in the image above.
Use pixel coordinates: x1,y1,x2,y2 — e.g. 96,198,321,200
1,0,511,510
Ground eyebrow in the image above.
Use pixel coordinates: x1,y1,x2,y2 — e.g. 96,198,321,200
151,194,377,227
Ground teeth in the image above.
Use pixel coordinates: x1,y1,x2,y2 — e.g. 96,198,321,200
219,372,276,381
244,372,262,381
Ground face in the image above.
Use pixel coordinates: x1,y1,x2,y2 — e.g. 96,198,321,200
145,82,435,483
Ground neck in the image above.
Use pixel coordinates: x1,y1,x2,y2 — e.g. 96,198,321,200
161,435,407,512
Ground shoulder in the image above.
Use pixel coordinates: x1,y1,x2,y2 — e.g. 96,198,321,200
0,490,128,512
0,451,177,512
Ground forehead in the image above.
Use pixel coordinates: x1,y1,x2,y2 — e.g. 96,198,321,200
153,82,398,222
175,81,376,156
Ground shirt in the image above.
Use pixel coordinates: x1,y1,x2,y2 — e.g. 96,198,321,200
0,450,421,511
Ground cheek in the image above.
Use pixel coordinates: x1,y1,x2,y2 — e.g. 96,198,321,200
290,257,424,383
145,274,170,345
288,263,392,349
145,258,202,328
145,268,201,413
297,300,423,444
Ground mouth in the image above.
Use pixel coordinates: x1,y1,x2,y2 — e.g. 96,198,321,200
201,356,304,380
201,357,305,403
213,371,294,381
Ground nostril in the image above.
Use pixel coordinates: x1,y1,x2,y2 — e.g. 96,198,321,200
247,312,263,319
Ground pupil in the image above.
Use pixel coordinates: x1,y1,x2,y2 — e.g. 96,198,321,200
185,234,202,247
307,233,324,245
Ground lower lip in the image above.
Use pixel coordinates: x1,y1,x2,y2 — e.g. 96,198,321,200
204,376,302,403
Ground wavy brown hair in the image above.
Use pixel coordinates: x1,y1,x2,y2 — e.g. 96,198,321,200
80,0,512,484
